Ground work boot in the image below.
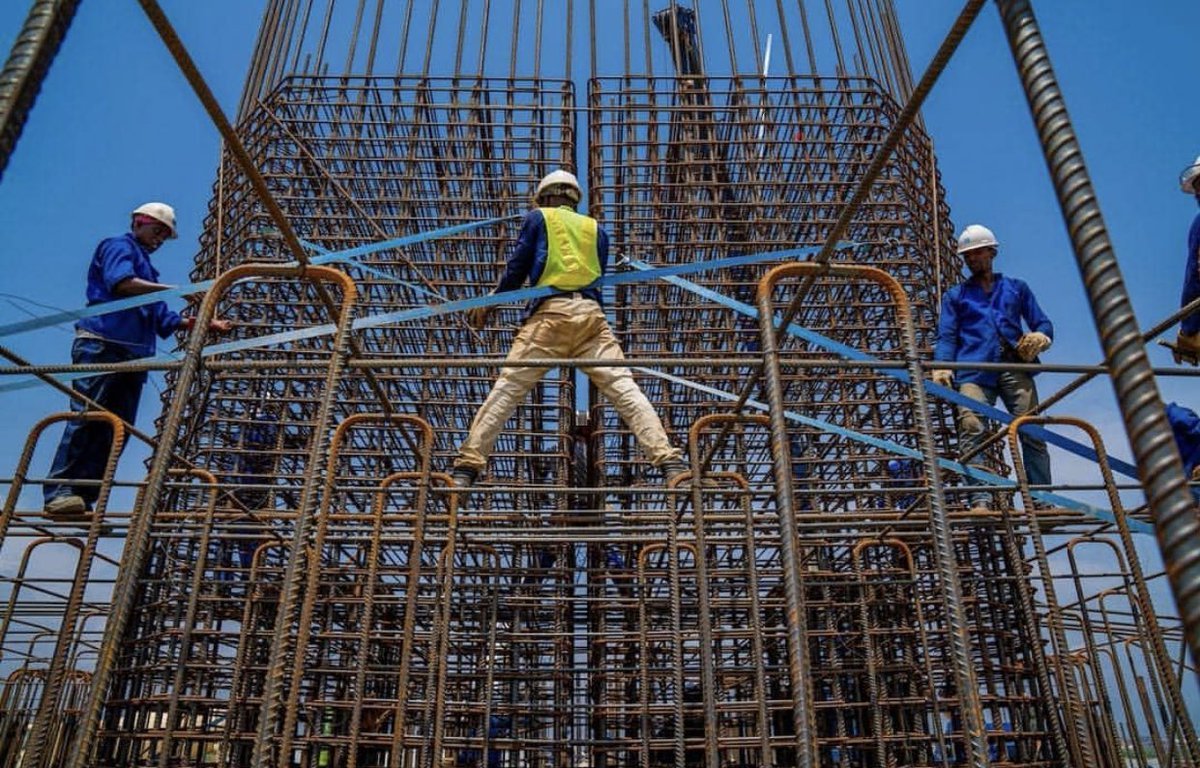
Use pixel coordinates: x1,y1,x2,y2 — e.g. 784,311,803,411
660,459,691,486
450,467,478,488
45,494,88,517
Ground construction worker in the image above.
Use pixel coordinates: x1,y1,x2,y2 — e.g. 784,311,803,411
932,224,1053,510
451,170,686,487
1166,401,1200,501
43,203,233,516
1171,154,1200,364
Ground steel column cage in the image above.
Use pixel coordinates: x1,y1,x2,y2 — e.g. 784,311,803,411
0,1,1197,767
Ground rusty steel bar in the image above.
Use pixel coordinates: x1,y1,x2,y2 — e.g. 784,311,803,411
64,263,355,768
693,0,988,477
991,423,1081,767
681,415,734,768
1010,415,1200,765
758,260,988,767
0,0,83,181
995,0,1200,666
425,473,461,768
20,412,123,768
277,414,434,765
156,469,219,768
241,267,357,768
753,266,818,768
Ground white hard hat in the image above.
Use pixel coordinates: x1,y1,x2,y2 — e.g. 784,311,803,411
955,224,998,255
131,202,178,238
534,170,582,204
1179,154,1200,194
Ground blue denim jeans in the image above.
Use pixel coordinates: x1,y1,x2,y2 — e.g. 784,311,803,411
44,337,147,506
957,371,1051,507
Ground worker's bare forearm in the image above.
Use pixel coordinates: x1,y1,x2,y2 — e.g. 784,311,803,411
113,276,173,296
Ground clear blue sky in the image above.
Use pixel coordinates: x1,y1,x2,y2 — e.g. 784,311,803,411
0,0,1196,724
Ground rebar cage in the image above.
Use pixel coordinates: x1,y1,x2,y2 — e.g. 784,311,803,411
0,1,1196,767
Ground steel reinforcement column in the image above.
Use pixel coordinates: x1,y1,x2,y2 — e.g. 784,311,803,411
0,0,83,181
995,0,1200,664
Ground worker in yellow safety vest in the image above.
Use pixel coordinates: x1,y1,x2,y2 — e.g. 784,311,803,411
451,169,686,487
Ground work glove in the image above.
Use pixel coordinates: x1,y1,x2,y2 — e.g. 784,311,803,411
931,369,954,388
1173,331,1200,366
1015,331,1052,362
467,305,495,330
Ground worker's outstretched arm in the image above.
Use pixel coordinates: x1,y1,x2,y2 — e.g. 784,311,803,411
113,276,174,296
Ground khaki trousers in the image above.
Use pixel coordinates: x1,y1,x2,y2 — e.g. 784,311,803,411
455,297,680,472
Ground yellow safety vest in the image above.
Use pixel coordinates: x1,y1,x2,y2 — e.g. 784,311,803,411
537,206,601,291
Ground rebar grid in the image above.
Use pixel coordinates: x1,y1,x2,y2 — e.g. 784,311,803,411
0,2,1197,767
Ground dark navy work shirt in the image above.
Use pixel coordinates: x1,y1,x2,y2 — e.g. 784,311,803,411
495,208,610,321
1181,212,1200,335
76,233,184,355
1167,401,1200,501
934,272,1053,387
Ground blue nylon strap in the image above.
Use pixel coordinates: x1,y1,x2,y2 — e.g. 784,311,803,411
0,242,838,390
634,366,1148,534
0,214,518,339
197,243,839,357
298,237,448,301
627,258,1142,482
0,228,1147,507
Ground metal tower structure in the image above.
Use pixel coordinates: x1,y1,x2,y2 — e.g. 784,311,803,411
0,1,1197,767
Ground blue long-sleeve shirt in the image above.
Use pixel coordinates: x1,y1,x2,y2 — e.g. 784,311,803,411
1167,401,1200,501
1181,212,1200,335
495,208,609,320
76,233,184,356
1168,402,1200,471
934,272,1053,387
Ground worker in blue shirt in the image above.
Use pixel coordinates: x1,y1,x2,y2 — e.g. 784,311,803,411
43,203,232,516
1165,402,1200,501
1171,154,1200,364
451,170,685,487
932,224,1054,509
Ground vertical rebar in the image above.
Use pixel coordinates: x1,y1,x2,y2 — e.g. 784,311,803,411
759,261,991,768
0,0,83,181
754,268,820,768
995,0,1200,665
14,412,122,768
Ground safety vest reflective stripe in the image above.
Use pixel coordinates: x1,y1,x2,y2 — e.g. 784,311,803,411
537,206,601,290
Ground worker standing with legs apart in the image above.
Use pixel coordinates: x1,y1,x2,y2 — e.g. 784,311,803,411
43,203,233,516
1168,154,1200,364
451,170,686,488
931,224,1053,511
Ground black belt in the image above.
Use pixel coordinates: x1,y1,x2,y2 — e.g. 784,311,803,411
551,291,591,301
